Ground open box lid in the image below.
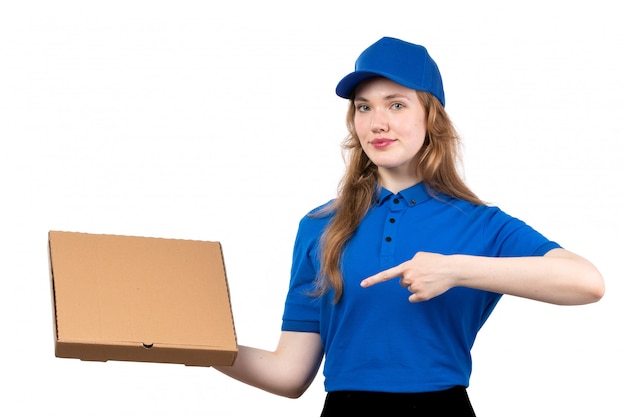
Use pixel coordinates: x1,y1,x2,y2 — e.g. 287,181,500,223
49,231,238,366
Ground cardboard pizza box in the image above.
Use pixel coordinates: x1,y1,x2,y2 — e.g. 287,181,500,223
48,231,237,367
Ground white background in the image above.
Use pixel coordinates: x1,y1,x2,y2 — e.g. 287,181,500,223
1,1,624,416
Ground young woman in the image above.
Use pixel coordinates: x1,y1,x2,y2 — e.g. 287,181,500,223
215,37,604,416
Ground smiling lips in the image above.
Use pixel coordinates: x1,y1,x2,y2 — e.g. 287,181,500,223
370,138,396,149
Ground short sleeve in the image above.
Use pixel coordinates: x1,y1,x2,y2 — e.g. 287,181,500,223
281,213,328,333
482,206,561,257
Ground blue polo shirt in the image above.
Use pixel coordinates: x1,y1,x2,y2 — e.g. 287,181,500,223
281,182,560,393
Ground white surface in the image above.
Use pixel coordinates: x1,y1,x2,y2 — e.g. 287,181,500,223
1,1,623,416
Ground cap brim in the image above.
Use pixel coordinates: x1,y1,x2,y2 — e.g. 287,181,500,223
335,71,385,99
335,70,445,106
336,70,423,99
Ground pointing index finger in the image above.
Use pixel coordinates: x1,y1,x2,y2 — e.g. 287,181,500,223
360,264,404,288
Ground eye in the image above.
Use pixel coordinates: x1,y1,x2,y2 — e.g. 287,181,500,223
355,103,370,112
391,102,405,110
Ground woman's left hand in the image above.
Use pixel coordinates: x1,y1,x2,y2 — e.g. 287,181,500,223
360,251,455,302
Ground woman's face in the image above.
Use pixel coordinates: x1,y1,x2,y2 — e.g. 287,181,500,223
353,77,427,187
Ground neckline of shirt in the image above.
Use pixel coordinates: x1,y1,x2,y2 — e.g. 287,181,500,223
376,182,432,207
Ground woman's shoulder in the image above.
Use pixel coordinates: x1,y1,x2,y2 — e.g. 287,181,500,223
295,199,335,228
445,198,536,235
431,193,515,224
305,199,336,218
291,199,336,241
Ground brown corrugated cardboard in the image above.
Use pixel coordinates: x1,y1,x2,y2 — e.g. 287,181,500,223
48,231,237,367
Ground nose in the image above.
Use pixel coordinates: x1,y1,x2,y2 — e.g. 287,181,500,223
370,110,389,132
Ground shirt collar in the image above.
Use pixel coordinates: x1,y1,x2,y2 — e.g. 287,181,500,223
376,182,432,207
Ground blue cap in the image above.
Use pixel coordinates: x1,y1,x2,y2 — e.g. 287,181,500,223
335,37,445,107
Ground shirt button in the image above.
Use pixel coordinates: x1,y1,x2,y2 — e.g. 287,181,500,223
410,200,416,206
393,198,400,204
389,218,396,223
385,237,392,242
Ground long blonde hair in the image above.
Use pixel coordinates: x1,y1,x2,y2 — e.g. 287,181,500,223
314,90,483,303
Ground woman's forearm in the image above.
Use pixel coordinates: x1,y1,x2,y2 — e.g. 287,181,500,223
213,331,324,399
451,248,604,305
